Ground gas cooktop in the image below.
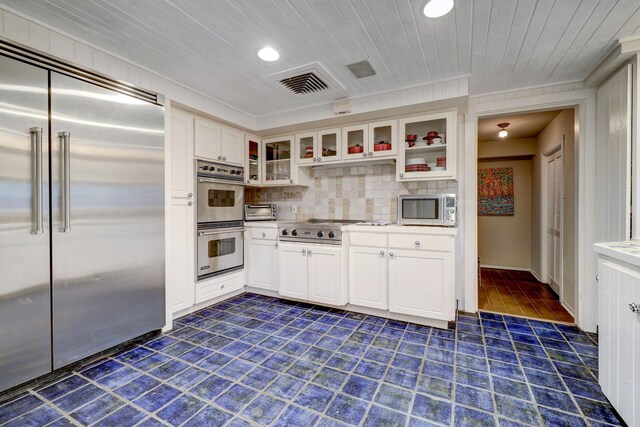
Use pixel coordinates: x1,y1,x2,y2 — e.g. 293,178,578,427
277,219,364,245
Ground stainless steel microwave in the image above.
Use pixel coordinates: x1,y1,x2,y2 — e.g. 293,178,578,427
397,194,456,226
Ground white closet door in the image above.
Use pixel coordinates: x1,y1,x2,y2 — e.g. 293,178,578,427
546,154,562,293
596,64,632,242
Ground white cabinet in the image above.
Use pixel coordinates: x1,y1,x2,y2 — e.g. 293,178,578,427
342,124,369,160
295,131,318,165
347,228,456,322
221,126,245,166
170,194,194,313
308,245,343,305
296,129,342,165
245,133,262,185
263,135,295,185
246,226,279,292
388,249,453,320
195,270,244,304
397,112,457,181
349,246,388,310
279,242,346,305
368,120,398,158
279,243,308,300
194,116,244,166
170,108,194,199
194,117,222,161
596,253,640,427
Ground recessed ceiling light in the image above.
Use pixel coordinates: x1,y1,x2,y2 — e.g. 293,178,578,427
423,0,454,18
258,46,279,62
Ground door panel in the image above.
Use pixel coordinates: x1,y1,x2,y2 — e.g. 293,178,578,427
349,246,387,309
221,126,244,166
308,246,342,305
50,72,165,368
248,239,279,291
388,250,453,321
0,56,51,391
279,243,307,299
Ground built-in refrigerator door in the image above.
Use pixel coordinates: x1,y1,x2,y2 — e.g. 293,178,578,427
50,72,165,368
0,56,51,391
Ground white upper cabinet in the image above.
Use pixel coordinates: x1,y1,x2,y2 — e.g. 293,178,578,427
295,131,318,165
194,116,244,166
342,124,369,161
397,112,457,181
220,126,245,166
318,128,341,163
368,119,397,159
245,133,262,185
170,108,194,199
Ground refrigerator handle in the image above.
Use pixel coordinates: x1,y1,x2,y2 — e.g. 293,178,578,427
30,127,44,235
59,132,71,232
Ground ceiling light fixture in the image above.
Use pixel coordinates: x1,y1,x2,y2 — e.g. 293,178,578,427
258,46,279,62
497,122,510,139
423,0,454,18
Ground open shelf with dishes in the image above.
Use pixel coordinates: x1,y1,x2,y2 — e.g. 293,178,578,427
398,112,456,181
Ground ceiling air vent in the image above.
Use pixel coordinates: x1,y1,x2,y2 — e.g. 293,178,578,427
279,72,329,94
261,62,346,99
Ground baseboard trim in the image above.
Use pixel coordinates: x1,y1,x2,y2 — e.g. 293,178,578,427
529,269,543,283
561,301,576,317
479,264,531,272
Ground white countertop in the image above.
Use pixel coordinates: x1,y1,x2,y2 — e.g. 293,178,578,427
344,224,457,236
594,240,640,267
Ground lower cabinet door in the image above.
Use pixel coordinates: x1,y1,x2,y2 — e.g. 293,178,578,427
248,239,279,291
279,243,308,299
597,257,640,426
308,245,344,305
388,249,453,321
170,200,194,313
349,246,387,309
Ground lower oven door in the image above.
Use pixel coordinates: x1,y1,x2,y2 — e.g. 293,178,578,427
197,227,244,279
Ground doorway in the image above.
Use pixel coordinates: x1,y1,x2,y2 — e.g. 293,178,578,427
476,109,575,323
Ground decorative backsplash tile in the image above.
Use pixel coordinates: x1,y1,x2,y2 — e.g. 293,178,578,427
245,164,457,221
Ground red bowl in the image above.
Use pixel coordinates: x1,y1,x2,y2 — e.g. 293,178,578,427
374,142,391,151
348,145,364,154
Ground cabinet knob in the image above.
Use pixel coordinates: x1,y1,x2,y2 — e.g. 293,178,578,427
415,240,421,246
399,173,404,178
187,192,193,199
389,252,394,257
275,242,278,248
221,284,225,289
187,201,193,206
362,153,367,157
217,155,222,160
290,179,294,184
223,156,227,161
302,249,306,254
313,157,317,162
261,232,266,238
369,152,373,157
318,157,322,162
379,250,385,256
307,249,312,255
247,179,250,184
630,302,640,313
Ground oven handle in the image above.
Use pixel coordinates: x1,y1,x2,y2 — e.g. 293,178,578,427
198,227,245,237
198,177,245,186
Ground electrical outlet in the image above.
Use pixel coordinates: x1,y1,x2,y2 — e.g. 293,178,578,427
291,206,297,214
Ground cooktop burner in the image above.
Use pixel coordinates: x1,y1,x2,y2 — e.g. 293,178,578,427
277,219,363,245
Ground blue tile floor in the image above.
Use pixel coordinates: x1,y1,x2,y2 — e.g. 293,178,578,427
0,293,622,426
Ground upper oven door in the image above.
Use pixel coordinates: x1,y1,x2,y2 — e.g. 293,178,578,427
197,178,244,224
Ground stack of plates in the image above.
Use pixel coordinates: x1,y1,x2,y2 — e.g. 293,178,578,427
406,157,430,172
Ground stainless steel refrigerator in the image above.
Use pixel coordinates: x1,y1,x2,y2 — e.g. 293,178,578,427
0,50,165,392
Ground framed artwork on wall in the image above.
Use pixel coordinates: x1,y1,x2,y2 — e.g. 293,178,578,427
478,167,514,215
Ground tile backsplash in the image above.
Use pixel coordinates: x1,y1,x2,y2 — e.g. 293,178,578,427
245,163,457,222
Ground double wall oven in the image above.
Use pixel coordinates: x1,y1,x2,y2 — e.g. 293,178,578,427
196,160,245,279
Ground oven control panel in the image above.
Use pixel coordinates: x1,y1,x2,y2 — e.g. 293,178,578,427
197,160,244,182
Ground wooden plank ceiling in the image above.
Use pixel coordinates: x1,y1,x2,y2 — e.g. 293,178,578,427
3,0,640,117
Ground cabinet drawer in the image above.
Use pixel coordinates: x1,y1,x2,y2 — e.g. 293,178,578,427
250,228,278,241
349,232,387,247
196,270,244,304
388,234,450,252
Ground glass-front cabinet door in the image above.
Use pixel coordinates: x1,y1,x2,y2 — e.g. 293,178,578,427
263,136,294,184
295,131,317,165
368,120,397,158
318,128,341,162
397,111,456,181
245,133,261,185
342,124,369,160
